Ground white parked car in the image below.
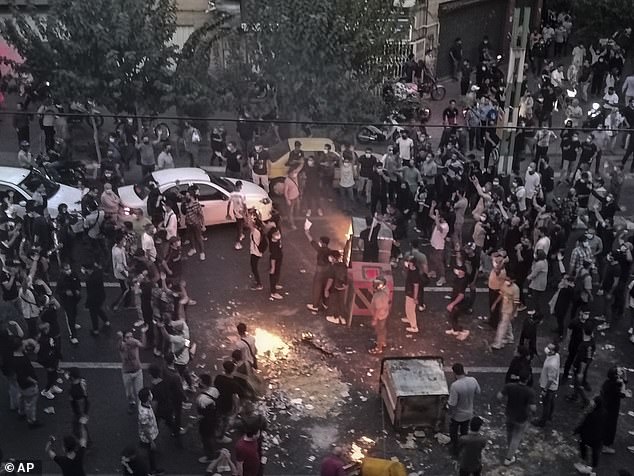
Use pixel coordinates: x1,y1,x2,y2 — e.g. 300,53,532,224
0,166,83,219
118,168,273,225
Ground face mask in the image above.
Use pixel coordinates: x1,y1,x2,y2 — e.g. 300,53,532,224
323,149,329,154
109,138,115,143
529,170,534,175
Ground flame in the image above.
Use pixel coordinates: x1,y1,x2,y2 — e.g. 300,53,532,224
350,443,365,462
254,328,291,359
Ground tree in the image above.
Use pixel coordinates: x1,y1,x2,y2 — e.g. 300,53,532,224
570,0,634,44
1,0,179,160
177,0,409,140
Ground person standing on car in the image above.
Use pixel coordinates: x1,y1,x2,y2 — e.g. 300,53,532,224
227,181,248,250
249,144,270,192
183,121,201,167
135,135,158,177
156,143,174,170
183,190,205,261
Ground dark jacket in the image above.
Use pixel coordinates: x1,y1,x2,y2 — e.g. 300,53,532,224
85,269,106,308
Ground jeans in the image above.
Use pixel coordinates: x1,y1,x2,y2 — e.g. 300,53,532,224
373,318,387,347
187,223,204,254
312,266,330,308
493,313,514,348
429,248,445,280
488,289,501,329
140,440,159,473
18,384,39,424
356,177,371,203
450,418,470,455
250,254,261,285
538,388,556,424
339,186,354,212
505,419,528,459
531,289,548,318
252,172,269,192
405,296,418,329
122,369,143,406
234,218,245,242
113,278,131,309
269,256,282,294
88,305,109,331
8,375,20,410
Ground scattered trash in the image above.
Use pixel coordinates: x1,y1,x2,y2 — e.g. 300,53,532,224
434,433,450,445
602,344,616,351
44,407,55,414
414,430,426,438
308,456,316,462
596,323,610,331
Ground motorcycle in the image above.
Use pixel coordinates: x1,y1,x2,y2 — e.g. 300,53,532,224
357,113,405,144
58,101,105,129
35,153,86,187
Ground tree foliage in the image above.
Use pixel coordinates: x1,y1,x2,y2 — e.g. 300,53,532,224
177,0,408,131
0,0,179,114
570,0,634,43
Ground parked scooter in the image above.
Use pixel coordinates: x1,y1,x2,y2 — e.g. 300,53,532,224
35,153,86,187
357,112,406,144
57,101,105,129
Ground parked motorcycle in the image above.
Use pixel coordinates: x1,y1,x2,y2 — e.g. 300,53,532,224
357,113,406,144
35,153,86,187
57,101,105,129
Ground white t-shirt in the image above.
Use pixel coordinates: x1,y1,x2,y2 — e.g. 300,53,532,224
524,171,541,199
603,92,619,106
430,221,449,250
550,70,564,88
250,227,263,257
162,210,178,240
229,191,247,219
396,137,414,161
142,233,157,262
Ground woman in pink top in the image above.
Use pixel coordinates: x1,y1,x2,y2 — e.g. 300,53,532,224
284,162,303,230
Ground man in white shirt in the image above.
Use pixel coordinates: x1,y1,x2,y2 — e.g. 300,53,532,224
524,162,541,200
396,130,414,161
603,86,619,108
226,181,247,250
17,141,35,168
111,235,130,310
448,363,481,456
550,65,565,89
429,205,449,286
156,143,174,170
161,203,178,241
141,224,157,263
533,343,560,427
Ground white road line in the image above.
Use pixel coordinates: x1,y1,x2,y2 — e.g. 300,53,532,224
50,281,120,288
35,362,547,374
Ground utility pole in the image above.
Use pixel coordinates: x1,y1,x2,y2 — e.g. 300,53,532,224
498,7,530,176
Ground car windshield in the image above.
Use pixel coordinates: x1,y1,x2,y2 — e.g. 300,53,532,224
18,169,60,197
206,172,235,192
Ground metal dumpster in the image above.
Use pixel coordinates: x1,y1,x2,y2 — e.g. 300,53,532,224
379,356,448,431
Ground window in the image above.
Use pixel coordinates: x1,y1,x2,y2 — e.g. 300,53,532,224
18,170,59,196
0,184,26,203
197,184,225,201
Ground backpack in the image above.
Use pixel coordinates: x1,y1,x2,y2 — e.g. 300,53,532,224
197,391,218,421
255,230,268,253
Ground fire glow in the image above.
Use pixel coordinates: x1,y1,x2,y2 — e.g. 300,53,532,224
254,327,291,359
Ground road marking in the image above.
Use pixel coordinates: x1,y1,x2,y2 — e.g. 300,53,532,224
50,281,120,288
35,362,546,374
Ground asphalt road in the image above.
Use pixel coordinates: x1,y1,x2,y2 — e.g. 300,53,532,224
1,206,634,476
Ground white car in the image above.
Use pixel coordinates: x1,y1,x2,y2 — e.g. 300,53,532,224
118,168,273,225
0,166,83,218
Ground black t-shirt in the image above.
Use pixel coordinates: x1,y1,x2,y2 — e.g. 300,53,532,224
54,447,86,476
311,241,331,267
151,379,173,417
0,271,18,300
561,138,580,161
574,339,596,367
574,181,591,208
13,354,37,389
225,149,241,173
269,239,283,261
540,165,555,192
360,226,380,262
213,374,243,414
288,149,304,168
451,275,468,308
251,151,269,175
579,142,597,163
601,201,619,222
358,154,377,178
501,383,535,423
404,267,420,298
442,107,459,125
602,261,621,291
330,262,348,290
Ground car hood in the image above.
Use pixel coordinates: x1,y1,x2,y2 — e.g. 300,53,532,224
224,178,269,202
118,185,146,210
48,184,83,217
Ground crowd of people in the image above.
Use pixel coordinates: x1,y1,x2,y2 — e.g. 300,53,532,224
1,7,634,476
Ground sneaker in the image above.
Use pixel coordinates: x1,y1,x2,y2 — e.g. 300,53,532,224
601,446,616,454
199,252,206,261
628,327,633,335
456,330,470,341
418,304,426,312
50,385,63,394
178,427,188,435
503,457,516,466
43,406,55,414
306,304,319,312
234,242,243,250
401,318,410,323
445,329,459,335
317,209,324,217
275,284,284,290
198,456,212,464
239,234,245,242
306,209,312,217
574,463,593,474
436,278,446,286
628,446,634,453
103,321,111,328
217,435,232,444
74,324,81,330
270,293,283,300
596,289,604,296
41,390,55,400
250,284,263,291
70,337,79,345
405,327,419,333
326,315,340,324
596,323,610,331
187,248,197,256
133,319,145,327
338,317,347,325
